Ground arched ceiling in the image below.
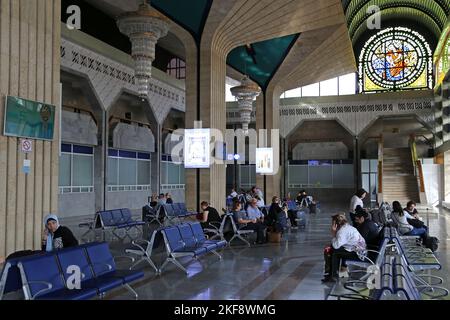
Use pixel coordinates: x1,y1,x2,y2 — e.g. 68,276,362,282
342,0,450,53
71,0,356,93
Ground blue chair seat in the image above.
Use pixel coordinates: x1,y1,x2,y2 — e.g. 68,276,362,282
82,277,123,293
197,242,219,251
116,223,133,228
205,240,227,248
112,270,144,283
35,288,98,300
174,247,207,256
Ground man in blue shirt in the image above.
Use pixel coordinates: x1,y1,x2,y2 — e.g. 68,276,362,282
247,199,264,222
232,202,266,244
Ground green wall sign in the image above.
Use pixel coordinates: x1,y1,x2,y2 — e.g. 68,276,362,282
3,96,55,140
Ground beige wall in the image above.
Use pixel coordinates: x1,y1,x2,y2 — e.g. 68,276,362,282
0,0,61,257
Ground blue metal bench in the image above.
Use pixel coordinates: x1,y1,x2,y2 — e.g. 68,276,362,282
393,255,449,300
142,204,163,227
12,243,144,300
160,204,180,225
0,256,28,300
84,242,144,299
188,222,227,251
94,209,145,241
229,212,255,247
159,203,197,225
176,203,197,217
18,253,98,300
159,223,225,274
390,228,441,271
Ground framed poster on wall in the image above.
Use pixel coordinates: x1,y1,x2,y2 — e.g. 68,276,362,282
3,95,55,140
184,128,211,169
256,148,274,174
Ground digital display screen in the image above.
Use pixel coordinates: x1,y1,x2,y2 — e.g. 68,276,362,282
184,129,211,169
3,96,55,140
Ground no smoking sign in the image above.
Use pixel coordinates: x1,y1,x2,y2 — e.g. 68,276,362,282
20,139,33,153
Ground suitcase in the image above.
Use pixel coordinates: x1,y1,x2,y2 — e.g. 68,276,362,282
296,210,307,227
267,230,282,243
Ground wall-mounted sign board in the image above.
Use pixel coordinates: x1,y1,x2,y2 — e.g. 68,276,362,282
3,96,55,140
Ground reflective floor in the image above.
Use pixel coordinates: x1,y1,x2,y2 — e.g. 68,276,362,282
5,203,450,300
72,203,450,300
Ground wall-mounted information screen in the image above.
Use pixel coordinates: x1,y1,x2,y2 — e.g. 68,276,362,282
184,129,210,169
3,96,55,140
256,148,274,174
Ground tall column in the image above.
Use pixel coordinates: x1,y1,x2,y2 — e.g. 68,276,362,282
94,108,106,212
0,0,61,257
255,86,283,201
184,42,227,211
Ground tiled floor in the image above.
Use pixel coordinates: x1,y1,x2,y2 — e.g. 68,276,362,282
74,203,450,300
4,203,450,300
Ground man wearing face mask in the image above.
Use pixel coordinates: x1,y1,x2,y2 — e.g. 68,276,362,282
41,214,79,252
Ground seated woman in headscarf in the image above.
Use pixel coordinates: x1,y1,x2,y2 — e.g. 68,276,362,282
41,214,79,252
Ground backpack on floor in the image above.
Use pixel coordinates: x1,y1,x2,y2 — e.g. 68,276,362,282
424,236,439,252
296,210,307,227
370,209,385,226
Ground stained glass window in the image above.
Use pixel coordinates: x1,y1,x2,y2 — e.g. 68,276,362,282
359,27,432,93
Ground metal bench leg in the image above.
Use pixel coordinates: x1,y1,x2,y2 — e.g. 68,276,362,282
129,257,146,270
160,259,170,273
211,250,223,260
238,234,251,247
123,283,138,300
229,234,251,247
80,228,95,242
162,257,188,275
228,235,238,246
144,257,159,274
171,258,188,275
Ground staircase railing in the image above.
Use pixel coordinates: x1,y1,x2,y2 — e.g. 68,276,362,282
378,135,383,196
409,136,425,193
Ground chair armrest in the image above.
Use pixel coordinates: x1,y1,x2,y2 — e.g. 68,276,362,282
26,280,53,300
416,286,449,299
113,255,135,264
91,263,113,273
78,222,93,228
209,222,220,228
415,274,444,285
204,228,218,234
129,240,151,253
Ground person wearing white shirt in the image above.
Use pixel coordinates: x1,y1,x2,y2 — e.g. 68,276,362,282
322,214,366,282
403,201,423,221
229,188,238,199
349,189,367,226
255,195,265,208
349,189,367,213
391,201,427,241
